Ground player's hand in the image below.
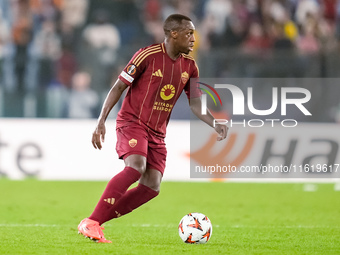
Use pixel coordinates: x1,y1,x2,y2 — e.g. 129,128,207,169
214,123,228,141
92,122,106,150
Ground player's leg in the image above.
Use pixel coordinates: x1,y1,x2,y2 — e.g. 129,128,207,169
78,126,148,241
101,168,162,221
124,154,147,174
139,167,162,192
113,131,167,213
88,154,146,224
99,136,166,223
78,155,146,242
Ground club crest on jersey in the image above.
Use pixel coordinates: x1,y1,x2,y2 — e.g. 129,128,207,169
160,84,175,100
129,138,137,148
181,71,189,84
127,64,136,75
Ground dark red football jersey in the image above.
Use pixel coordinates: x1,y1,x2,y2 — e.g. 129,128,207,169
117,43,201,137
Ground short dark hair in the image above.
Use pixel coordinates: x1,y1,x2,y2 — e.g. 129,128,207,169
163,14,192,36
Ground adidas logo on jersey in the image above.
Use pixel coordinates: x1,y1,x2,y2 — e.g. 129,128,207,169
152,69,163,77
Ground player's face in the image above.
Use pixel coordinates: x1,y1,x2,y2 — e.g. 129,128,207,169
176,21,196,54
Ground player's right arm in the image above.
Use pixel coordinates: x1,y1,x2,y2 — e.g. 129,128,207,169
92,46,149,149
92,79,128,150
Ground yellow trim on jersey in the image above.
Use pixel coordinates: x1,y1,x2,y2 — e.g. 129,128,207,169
181,54,195,60
161,43,165,53
133,45,160,64
182,54,199,76
193,61,199,76
134,45,162,67
135,49,162,67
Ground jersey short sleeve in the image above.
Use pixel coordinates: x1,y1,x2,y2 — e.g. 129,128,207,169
119,44,163,86
118,48,146,86
184,59,202,99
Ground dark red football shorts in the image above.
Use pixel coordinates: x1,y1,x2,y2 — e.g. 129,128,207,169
116,123,167,175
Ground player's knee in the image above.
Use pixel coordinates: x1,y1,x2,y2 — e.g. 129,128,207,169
129,161,146,174
125,155,147,174
139,169,162,192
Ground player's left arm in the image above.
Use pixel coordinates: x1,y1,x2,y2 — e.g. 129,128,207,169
189,97,228,141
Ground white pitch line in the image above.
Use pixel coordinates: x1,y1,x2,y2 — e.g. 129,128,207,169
0,223,338,229
0,224,60,227
113,224,339,229
229,225,340,229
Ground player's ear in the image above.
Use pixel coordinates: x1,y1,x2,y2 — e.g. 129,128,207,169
171,30,178,39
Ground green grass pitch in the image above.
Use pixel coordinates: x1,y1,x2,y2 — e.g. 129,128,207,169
0,180,339,255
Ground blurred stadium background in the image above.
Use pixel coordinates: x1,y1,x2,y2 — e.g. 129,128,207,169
0,0,340,119
1,0,340,181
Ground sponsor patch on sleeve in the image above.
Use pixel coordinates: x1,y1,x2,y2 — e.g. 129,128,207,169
120,71,134,83
127,64,136,75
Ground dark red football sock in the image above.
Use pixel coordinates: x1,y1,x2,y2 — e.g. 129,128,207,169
89,166,141,224
101,183,159,224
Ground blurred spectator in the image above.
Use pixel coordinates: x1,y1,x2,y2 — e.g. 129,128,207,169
295,0,320,26
296,23,320,55
56,44,77,89
0,8,10,68
200,0,250,50
29,0,62,56
284,19,298,41
320,0,337,24
204,0,232,36
144,0,161,21
271,22,295,50
60,0,88,29
161,0,176,19
267,0,287,23
31,19,61,90
30,0,61,25
81,9,120,96
143,19,164,44
0,0,14,93
317,17,338,51
67,71,99,118
59,21,78,51
142,0,163,44
11,0,33,91
33,19,61,59
262,0,298,41
221,15,248,48
269,22,299,77
242,22,272,55
82,10,120,52
60,0,89,51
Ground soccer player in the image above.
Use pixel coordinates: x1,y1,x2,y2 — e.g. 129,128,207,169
78,14,228,243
